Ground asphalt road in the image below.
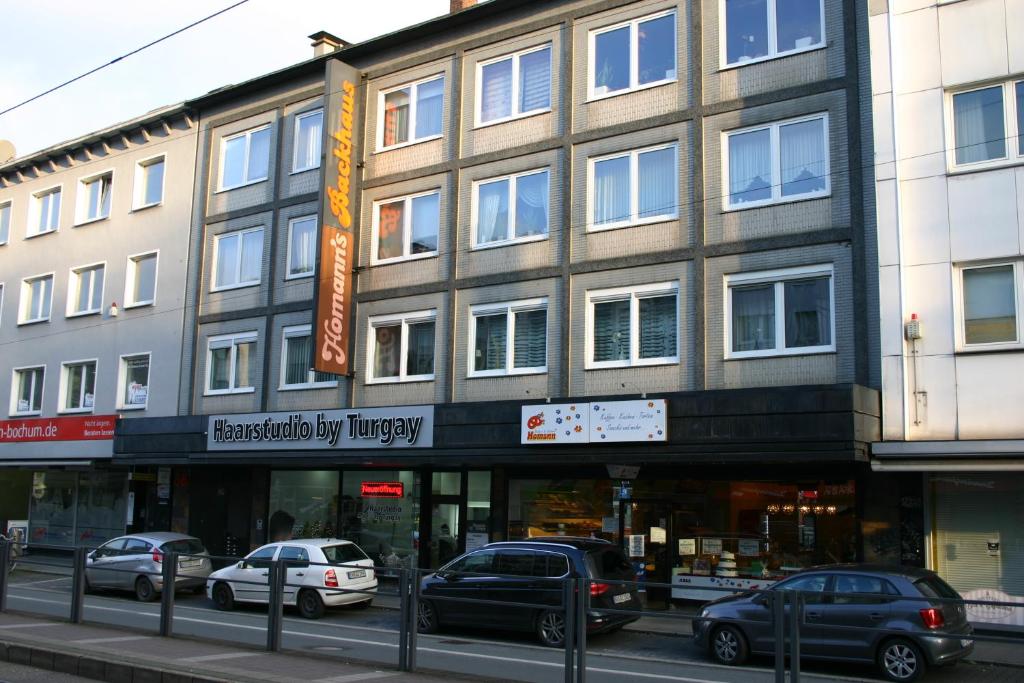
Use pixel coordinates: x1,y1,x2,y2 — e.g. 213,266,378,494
4,571,1022,683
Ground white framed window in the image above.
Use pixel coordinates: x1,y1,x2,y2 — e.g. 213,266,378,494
280,325,338,389
722,0,825,68
371,190,440,264
724,113,829,210
468,298,548,377
378,75,445,150
125,252,158,308
76,171,113,224
586,282,679,369
946,79,1024,171
134,156,165,208
589,9,677,100
589,143,678,230
59,360,97,413
473,169,549,247
206,332,257,395
117,353,151,410
0,283,4,328
286,215,317,279
28,186,61,237
292,109,324,173
67,263,105,317
10,366,44,416
725,264,835,359
367,310,437,383
0,200,11,244
476,44,552,126
212,227,263,291
219,124,271,190
19,273,53,324
955,261,1024,351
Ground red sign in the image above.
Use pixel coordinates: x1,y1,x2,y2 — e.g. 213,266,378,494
360,481,404,498
0,415,116,443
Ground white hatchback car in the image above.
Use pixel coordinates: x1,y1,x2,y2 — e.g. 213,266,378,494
207,538,377,619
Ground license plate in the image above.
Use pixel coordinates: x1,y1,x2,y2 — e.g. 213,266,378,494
181,560,201,568
613,593,631,604
347,569,366,579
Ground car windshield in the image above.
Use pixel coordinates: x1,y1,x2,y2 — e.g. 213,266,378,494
160,538,206,555
322,543,370,565
914,576,962,600
584,547,634,580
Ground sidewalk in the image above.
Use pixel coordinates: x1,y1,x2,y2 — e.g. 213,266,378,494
0,611,486,683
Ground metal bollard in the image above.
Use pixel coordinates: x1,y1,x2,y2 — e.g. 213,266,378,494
160,552,176,637
772,591,785,683
266,560,283,652
789,590,802,683
398,568,409,671
0,540,10,613
575,577,587,683
562,578,575,683
407,568,419,672
69,547,87,624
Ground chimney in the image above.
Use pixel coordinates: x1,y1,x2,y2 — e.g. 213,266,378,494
450,0,477,13
309,31,348,58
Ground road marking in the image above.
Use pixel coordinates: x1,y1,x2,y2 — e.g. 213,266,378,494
315,673,397,682
183,652,268,662
0,622,63,629
11,577,71,587
586,667,727,682
72,635,152,644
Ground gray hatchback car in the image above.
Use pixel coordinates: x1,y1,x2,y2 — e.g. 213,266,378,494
86,532,212,601
692,565,974,682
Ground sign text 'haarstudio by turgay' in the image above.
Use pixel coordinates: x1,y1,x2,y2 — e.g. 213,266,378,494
207,407,433,451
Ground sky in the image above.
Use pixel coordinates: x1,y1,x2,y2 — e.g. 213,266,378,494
0,0,451,158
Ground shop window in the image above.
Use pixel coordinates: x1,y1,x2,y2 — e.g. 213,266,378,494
67,263,105,316
371,191,440,264
469,298,547,376
19,273,53,324
219,124,271,190
28,471,126,547
28,471,77,546
118,353,150,410
589,143,678,230
286,215,317,279
367,310,436,383
11,366,44,416
268,470,339,541
29,186,61,237
292,109,323,173
723,0,824,68
60,360,96,413
589,10,677,100
508,479,614,539
134,156,165,208
586,282,678,368
379,75,444,150
205,331,257,395
280,324,338,389
340,470,420,570
477,44,551,126
473,169,549,247
126,252,158,307
77,171,113,224
212,227,263,291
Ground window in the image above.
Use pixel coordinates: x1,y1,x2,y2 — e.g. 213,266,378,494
586,282,678,368
469,298,547,376
213,227,263,290
67,263,105,316
219,125,271,190
11,366,44,416
77,172,112,223
19,274,53,324
724,114,829,209
206,332,257,394
723,0,825,67
134,156,165,208
958,261,1024,350
0,200,11,244
126,252,158,307
0,283,4,327
446,549,496,573
725,264,834,358
367,310,436,383
589,10,676,99
776,573,828,604
60,360,97,413
948,79,1024,169
589,143,678,230
474,169,549,247
477,45,552,125
280,325,338,389
293,110,323,173
286,216,317,278
29,187,61,236
118,354,150,410
379,75,445,149
372,191,440,264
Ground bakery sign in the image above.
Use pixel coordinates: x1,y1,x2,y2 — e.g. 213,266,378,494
208,406,433,451
520,399,667,444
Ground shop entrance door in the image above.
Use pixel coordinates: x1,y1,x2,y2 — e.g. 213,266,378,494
620,498,675,609
428,471,464,569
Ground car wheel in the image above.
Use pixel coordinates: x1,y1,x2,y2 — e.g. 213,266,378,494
879,638,926,682
212,582,234,611
711,625,749,666
135,577,157,602
417,600,440,634
298,589,325,620
536,610,567,648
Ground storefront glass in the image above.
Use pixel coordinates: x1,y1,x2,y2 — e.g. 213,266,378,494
268,470,339,540
28,471,128,547
340,470,419,571
76,472,127,545
466,471,491,551
29,471,77,546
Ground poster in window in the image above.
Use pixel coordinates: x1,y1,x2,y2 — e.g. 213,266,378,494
127,382,148,405
702,538,723,555
84,393,94,408
678,538,696,555
738,539,760,556
628,534,645,557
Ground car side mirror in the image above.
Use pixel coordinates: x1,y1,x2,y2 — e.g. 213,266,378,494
87,552,96,562
238,561,247,569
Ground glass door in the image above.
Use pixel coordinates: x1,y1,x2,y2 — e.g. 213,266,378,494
620,497,675,609
430,472,462,568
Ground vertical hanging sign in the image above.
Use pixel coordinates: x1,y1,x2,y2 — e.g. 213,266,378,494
313,58,362,375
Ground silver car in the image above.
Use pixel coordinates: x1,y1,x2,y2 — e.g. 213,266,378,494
85,532,212,601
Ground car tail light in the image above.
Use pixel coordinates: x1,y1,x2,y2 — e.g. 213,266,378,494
152,549,163,564
324,568,339,588
920,608,945,629
590,582,610,597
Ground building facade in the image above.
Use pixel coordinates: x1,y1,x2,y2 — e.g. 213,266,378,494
0,106,197,546
869,0,1024,627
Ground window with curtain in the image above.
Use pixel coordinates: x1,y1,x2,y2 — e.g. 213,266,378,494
287,216,317,278
206,332,257,393
381,76,445,148
591,144,677,229
220,125,271,190
949,79,1024,168
478,45,551,124
368,312,436,382
591,10,676,98
374,191,440,263
962,264,1018,345
475,169,549,246
213,227,263,289
293,110,323,172
282,325,337,387
724,0,823,66
727,266,833,357
725,114,829,208
469,299,547,376
120,354,150,409
589,284,678,367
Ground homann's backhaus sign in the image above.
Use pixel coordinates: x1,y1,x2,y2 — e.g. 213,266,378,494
520,400,668,444
207,407,433,451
